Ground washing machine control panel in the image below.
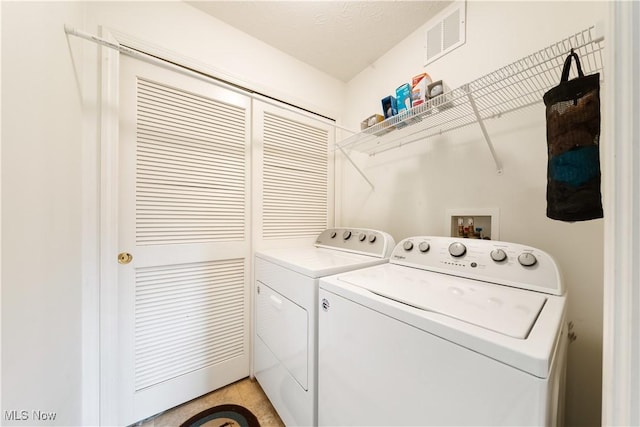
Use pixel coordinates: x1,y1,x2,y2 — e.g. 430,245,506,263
391,236,563,295
315,228,395,258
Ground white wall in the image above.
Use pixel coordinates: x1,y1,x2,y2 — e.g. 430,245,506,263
340,2,607,426
85,1,346,121
1,1,346,426
1,2,85,425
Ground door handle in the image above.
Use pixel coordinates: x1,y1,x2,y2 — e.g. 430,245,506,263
269,295,282,310
118,252,133,264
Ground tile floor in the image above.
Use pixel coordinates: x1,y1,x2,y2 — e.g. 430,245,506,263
137,377,284,427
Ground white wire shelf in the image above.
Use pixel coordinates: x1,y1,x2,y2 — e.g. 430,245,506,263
337,26,604,160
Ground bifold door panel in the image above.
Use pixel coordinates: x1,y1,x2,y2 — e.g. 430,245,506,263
118,55,251,425
252,100,335,248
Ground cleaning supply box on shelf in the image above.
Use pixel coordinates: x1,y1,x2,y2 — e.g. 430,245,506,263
360,114,384,131
428,80,452,108
411,73,432,106
396,83,412,112
381,95,398,119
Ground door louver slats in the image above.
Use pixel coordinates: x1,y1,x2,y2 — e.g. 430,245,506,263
136,78,246,245
262,112,329,239
134,259,245,391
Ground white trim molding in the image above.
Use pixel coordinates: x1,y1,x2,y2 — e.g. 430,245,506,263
98,28,121,426
602,1,640,425
79,25,121,427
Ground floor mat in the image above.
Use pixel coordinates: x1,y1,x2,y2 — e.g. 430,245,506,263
179,404,260,427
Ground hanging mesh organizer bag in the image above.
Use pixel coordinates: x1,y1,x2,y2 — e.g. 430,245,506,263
543,49,602,221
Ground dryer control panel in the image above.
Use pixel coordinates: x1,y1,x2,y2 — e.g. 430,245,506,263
391,236,564,295
315,228,395,259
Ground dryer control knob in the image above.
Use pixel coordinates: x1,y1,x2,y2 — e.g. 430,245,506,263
490,249,507,262
449,242,467,257
358,233,367,242
330,231,337,238
418,242,430,253
518,252,537,267
343,231,352,240
403,240,414,251
368,234,377,243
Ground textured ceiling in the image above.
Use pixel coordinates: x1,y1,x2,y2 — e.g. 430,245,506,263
188,1,452,82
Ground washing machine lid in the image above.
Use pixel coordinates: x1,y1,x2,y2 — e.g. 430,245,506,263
255,246,387,278
337,265,546,339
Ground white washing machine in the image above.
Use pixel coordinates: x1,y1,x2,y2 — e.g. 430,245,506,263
318,236,568,426
254,228,395,426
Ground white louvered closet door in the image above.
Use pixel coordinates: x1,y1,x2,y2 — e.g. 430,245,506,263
118,56,251,425
252,99,335,250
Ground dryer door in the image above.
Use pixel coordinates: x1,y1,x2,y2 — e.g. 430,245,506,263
256,281,308,389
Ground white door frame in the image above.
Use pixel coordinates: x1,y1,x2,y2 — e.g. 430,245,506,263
97,28,122,427
602,1,640,425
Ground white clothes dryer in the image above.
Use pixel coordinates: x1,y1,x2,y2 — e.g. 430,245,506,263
254,228,395,427
318,236,568,426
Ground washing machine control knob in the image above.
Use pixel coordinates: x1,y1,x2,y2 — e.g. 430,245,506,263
358,233,367,242
343,230,352,240
368,234,377,243
518,252,537,267
490,249,507,262
330,231,337,238
449,242,467,257
418,242,430,253
403,240,414,251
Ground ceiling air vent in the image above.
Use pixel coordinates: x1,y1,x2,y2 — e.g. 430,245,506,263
425,0,466,65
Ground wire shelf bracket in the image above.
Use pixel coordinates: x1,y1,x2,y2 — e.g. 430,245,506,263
465,85,503,174
338,145,375,190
